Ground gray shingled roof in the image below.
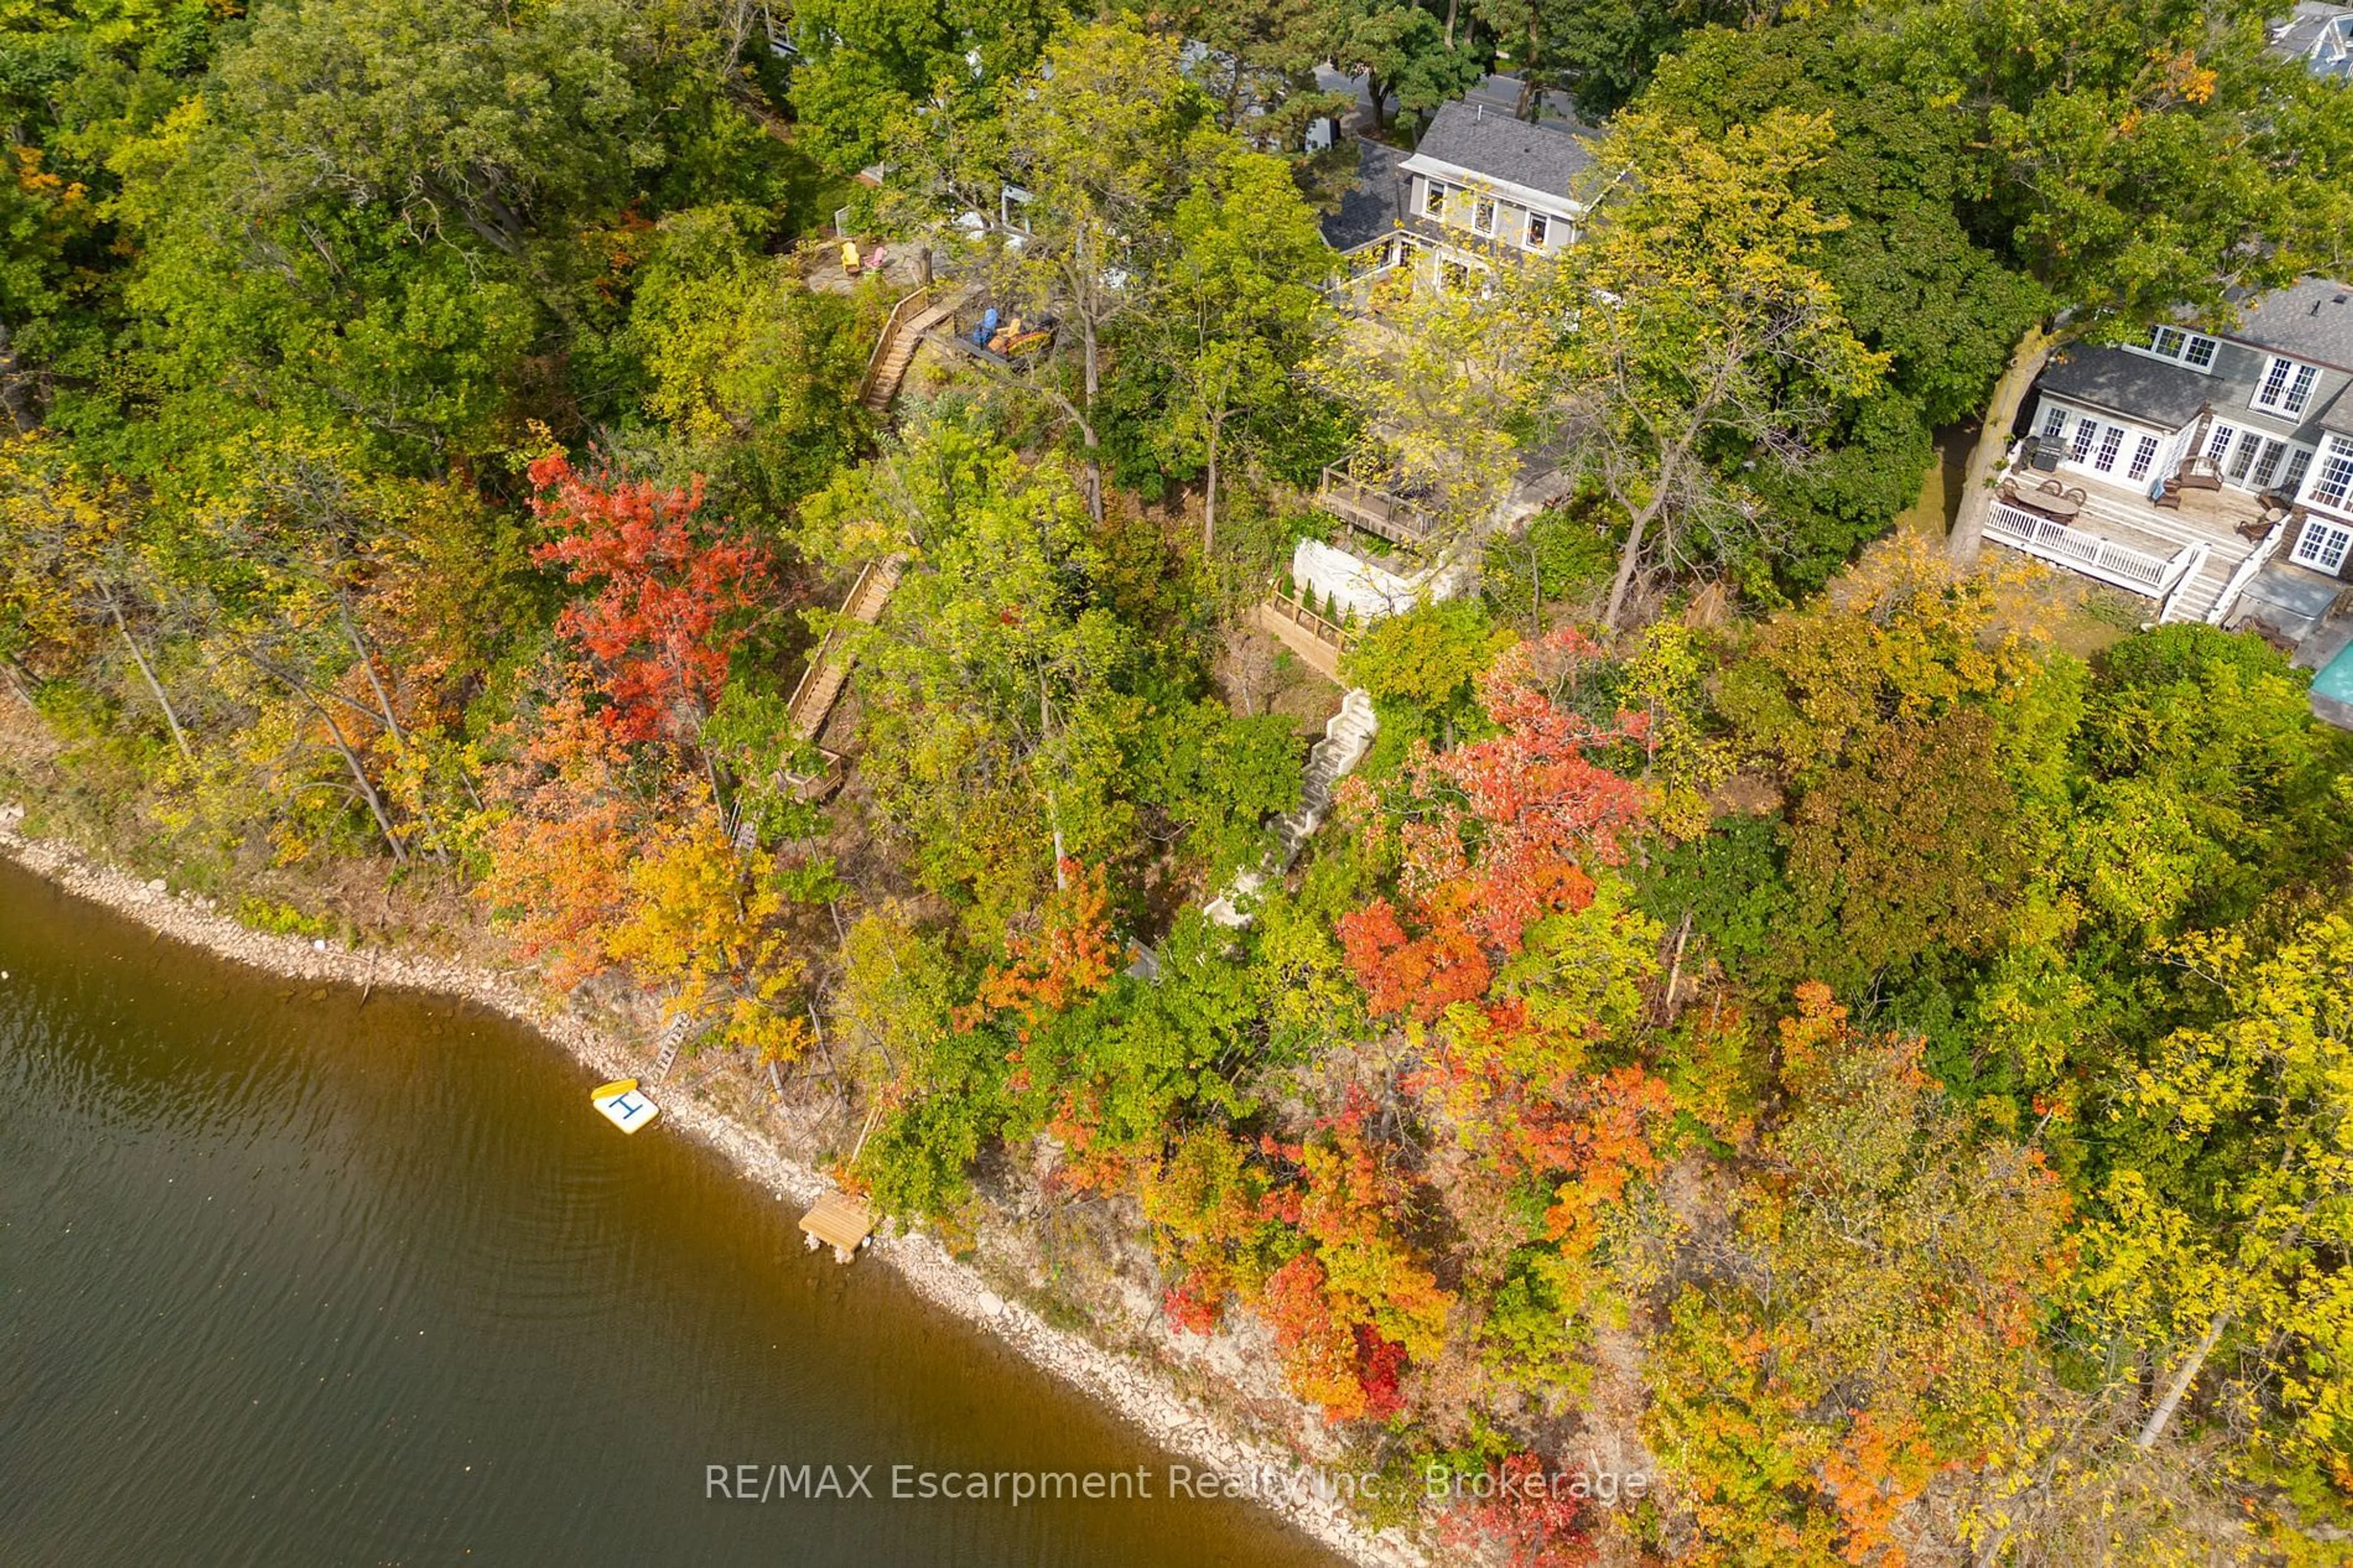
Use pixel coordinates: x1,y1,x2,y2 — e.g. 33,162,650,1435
2230,276,2353,372
1412,100,1593,196
1322,139,1406,254
2037,344,2214,429
2317,383,2353,438
2269,1,2352,67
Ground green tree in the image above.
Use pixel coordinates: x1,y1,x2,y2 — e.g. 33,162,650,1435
2080,914,2353,1477
1134,143,1332,555
985,19,1210,521
1538,108,1886,627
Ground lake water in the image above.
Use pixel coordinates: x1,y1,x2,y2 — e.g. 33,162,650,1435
0,859,1339,1567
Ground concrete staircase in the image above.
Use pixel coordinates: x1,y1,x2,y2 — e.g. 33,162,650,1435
1273,688,1377,869
1205,689,1378,928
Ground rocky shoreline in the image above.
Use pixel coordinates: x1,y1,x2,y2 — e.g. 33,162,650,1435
0,806,1422,1568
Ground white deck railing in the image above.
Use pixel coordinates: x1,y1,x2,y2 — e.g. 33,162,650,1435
1988,501,2181,595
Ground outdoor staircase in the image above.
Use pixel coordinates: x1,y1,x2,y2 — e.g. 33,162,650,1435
650,1012,694,1080
1273,687,1378,869
858,286,966,414
783,553,907,743
1203,689,1379,928
2162,520,2288,626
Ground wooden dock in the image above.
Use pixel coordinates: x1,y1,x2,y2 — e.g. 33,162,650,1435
799,1192,876,1263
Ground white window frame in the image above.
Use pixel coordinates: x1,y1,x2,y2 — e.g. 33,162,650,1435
2127,434,2160,482
2206,422,2238,464
2250,438,2289,490
2253,356,2319,418
2309,436,2353,510
1422,180,1450,221
998,184,1034,235
2226,430,2262,483
2281,447,2315,497
2290,517,2352,574
2143,325,2221,370
1523,211,1549,250
2093,424,2126,472
2040,404,2070,438
1472,195,1498,237
2071,419,2101,463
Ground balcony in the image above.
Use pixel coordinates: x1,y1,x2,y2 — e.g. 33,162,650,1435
1316,464,1441,549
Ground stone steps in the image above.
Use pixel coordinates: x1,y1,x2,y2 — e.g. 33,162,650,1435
1205,689,1379,928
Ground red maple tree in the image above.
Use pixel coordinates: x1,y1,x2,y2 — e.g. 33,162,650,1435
529,450,770,746
1437,1453,1594,1568
1337,627,1674,1254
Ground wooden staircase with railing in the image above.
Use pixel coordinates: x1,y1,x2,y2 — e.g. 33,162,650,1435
858,285,967,414
777,553,909,800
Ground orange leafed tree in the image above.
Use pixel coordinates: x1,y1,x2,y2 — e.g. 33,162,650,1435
964,858,1120,1037
477,678,651,987
528,450,771,746
1339,627,1650,1022
1338,627,1674,1262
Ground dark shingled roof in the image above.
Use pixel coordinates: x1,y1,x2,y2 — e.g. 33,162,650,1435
2316,384,2353,438
1412,100,1593,196
2231,276,2353,372
2037,344,2214,430
1322,139,1406,254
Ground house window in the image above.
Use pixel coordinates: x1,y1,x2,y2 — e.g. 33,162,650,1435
2291,517,2353,574
1472,197,1497,236
2311,436,2353,509
2040,405,2069,438
1524,212,1549,249
2071,420,2101,463
2251,439,2287,490
2253,356,2319,417
1441,259,1471,292
2206,423,2238,464
2127,435,2160,481
2093,425,2125,472
2145,325,2221,368
2227,431,2260,482
2281,447,2314,496
1422,181,1449,219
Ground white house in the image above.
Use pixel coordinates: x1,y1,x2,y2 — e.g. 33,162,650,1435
2001,278,2353,629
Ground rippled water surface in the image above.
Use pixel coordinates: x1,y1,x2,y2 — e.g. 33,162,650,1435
0,860,1338,1567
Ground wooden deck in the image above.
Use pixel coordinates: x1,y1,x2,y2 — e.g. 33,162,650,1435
1316,466,1439,549
1991,454,2276,624
1254,594,1354,683
799,1192,876,1262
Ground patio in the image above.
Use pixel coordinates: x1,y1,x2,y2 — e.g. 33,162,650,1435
1985,455,2279,624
